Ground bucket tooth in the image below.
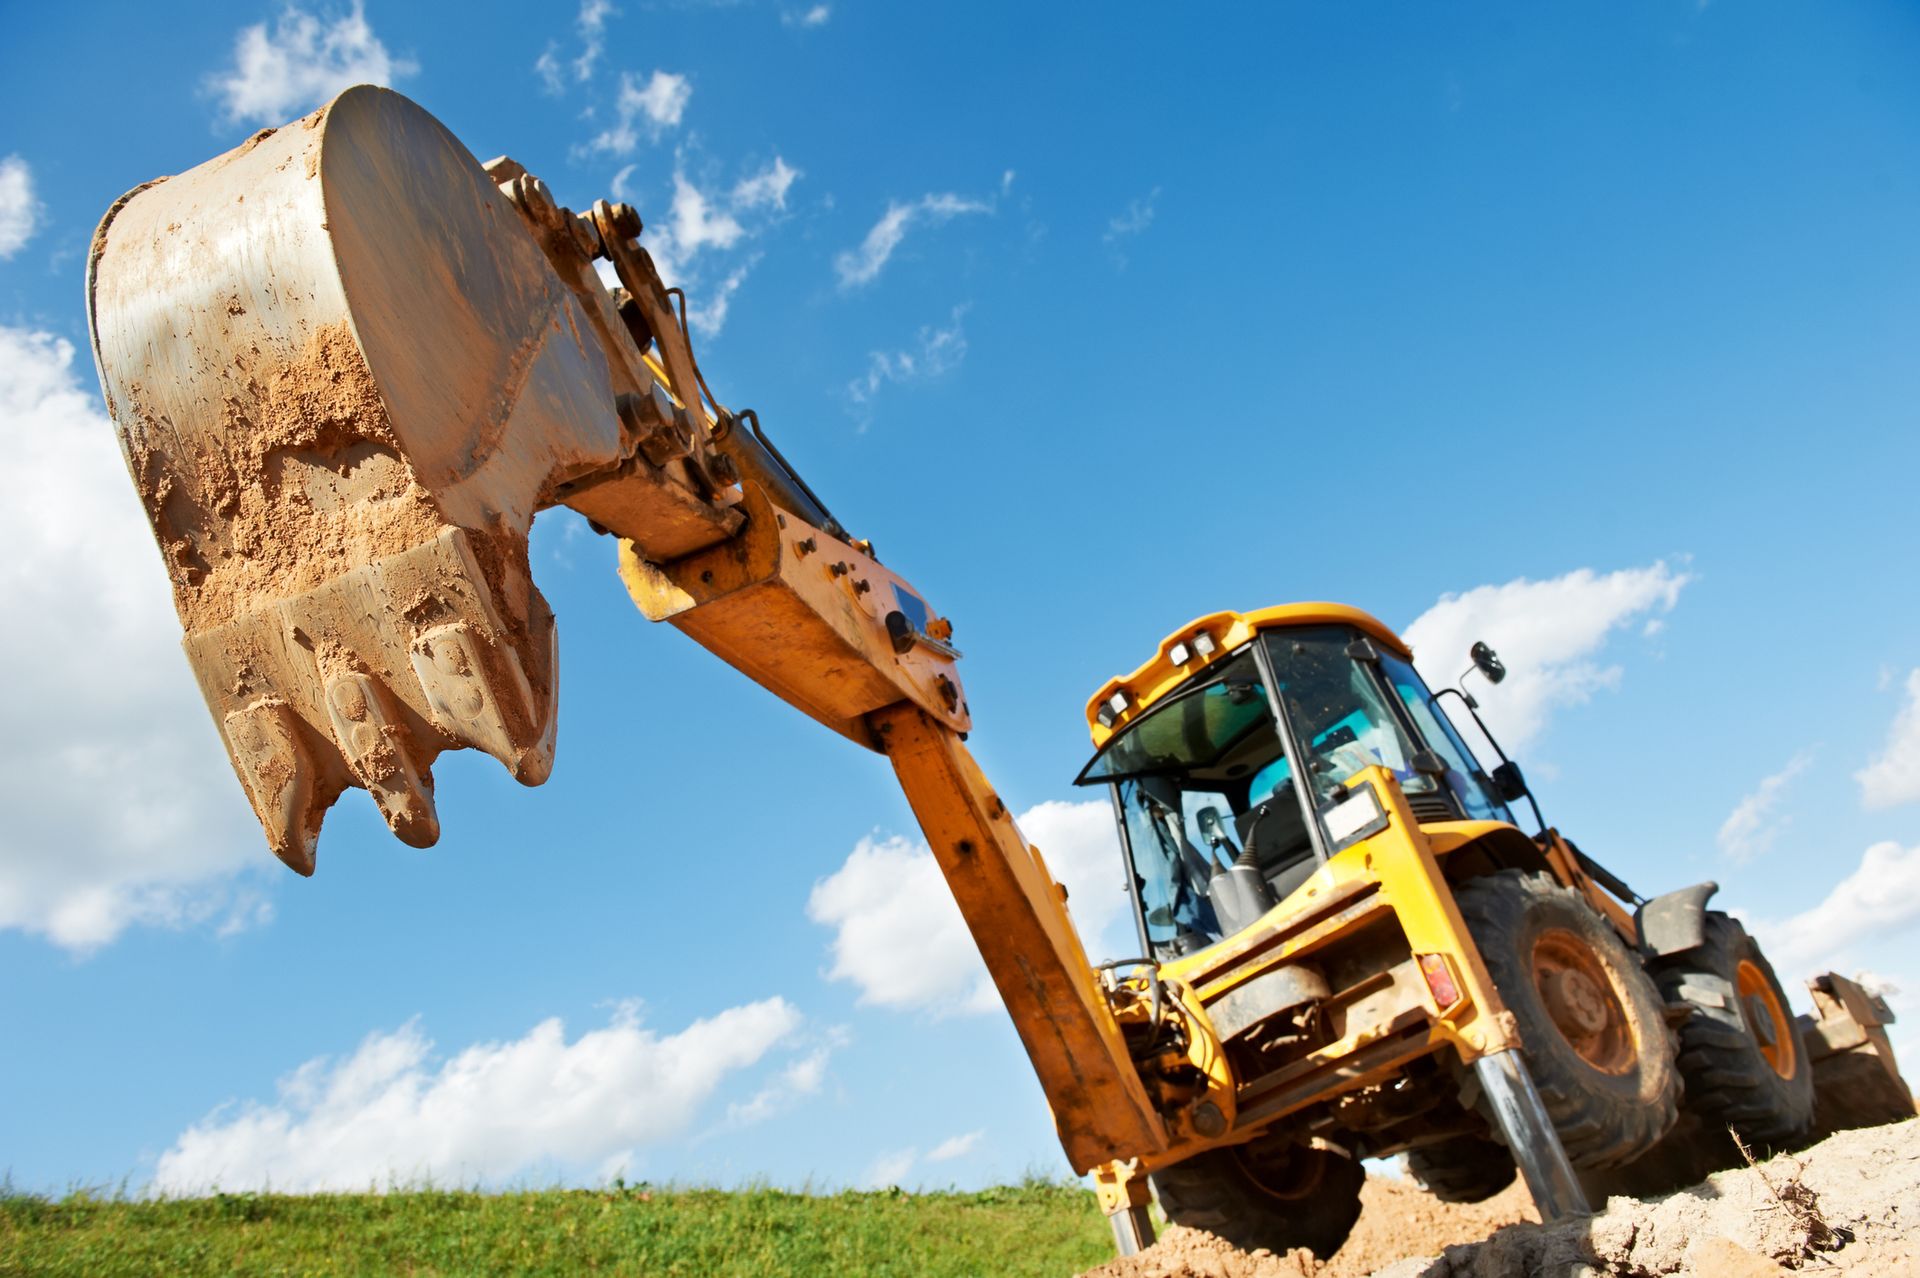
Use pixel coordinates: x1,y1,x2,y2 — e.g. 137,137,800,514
223,699,321,875
511,621,560,786
408,620,553,783
322,671,440,848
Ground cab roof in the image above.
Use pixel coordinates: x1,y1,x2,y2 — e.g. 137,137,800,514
1082,603,1412,747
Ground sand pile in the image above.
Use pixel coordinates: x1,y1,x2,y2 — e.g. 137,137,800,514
1081,1119,1918,1278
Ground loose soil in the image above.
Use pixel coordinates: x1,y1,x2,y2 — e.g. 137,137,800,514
1081,1120,1917,1278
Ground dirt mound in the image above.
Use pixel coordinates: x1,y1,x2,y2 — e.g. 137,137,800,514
1080,1120,1918,1278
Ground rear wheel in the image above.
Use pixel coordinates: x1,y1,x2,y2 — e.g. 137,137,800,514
1457,870,1680,1169
1648,912,1814,1152
1150,1139,1364,1258
1406,1132,1517,1203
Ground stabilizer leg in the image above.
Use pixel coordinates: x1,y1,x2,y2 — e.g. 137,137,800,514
1473,1048,1591,1221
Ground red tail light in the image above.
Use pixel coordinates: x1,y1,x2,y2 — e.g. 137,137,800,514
1419,953,1462,1011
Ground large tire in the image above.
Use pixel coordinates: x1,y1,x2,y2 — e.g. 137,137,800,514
1648,912,1815,1152
1150,1140,1364,1258
1406,1132,1517,1203
1457,870,1680,1169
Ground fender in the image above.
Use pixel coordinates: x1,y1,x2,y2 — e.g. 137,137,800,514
1635,880,1719,956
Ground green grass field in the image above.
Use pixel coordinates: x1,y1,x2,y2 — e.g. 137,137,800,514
0,1180,1113,1277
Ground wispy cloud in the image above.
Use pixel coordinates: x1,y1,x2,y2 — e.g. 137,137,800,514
0,156,39,259
926,1130,982,1163
1718,752,1814,863
537,0,618,93
155,999,802,1192
582,70,692,157
574,0,615,80
206,1,416,127
782,4,831,27
733,156,800,211
692,255,760,338
834,193,993,289
1102,186,1160,267
601,156,798,338
1857,669,1920,810
846,305,970,408
713,1031,843,1135
862,1147,917,1188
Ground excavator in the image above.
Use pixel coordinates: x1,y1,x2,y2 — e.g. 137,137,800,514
87,88,1912,1257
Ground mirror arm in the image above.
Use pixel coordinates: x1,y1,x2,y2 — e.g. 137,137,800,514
1432,687,1548,834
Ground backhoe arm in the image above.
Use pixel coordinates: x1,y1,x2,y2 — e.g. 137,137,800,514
88,87,1163,1172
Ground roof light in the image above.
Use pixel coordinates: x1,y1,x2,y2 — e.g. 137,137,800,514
1192,632,1217,657
1169,641,1192,665
1096,689,1133,729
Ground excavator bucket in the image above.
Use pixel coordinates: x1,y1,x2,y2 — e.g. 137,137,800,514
1800,972,1917,1140
87,86,741,872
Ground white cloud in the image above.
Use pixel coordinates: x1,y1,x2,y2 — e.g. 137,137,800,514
1402,561,1690,753
834,193,992,289
1717,752,1813,863
862,1147,917,1188
809,832,995,1015
0,156,40,259
537,0,618,93
1753,841,1920,979
691,257,758,339
207,2,417,127
0,327,268,952
664,170,746,256
847,305,971,407
733,156,801,212
782,4,831,28
535,46,566,95
584,70,692,156
926,1130,982,1163
1103,187,1160,266
1856,669,1920,810
154,998,801,1193
806,798,1133,1016
593,158,798,340
713,1030,842,1134
573,0,616,81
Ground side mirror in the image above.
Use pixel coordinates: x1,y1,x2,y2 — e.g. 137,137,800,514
1490,760,1528,803
1195,805,1231,850
1470,641,1507,685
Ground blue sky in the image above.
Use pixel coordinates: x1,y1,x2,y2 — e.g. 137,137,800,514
3,0,1919,1195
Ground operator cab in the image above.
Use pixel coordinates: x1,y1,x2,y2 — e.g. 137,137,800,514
1075,610,1511,960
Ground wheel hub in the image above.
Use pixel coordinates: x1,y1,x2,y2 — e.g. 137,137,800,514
1736,957,1797,1079
1543,967,1611,1035
1531,927,1635,1075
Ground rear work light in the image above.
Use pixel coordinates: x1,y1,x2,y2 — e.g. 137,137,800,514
1418,953,1463,1012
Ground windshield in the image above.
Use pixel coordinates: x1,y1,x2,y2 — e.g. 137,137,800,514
1259,628,1431,804
1078,625,1511,957
1378,651,1510,822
